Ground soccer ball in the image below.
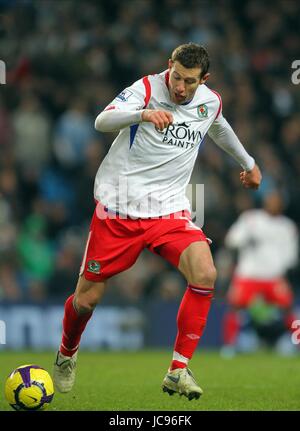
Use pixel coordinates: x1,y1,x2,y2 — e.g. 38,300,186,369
4,364,54,411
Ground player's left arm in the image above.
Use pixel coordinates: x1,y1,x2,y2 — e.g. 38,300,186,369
208,112,262,190
282,222,299,270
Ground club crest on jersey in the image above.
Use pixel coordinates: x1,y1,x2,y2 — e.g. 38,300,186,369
197,104,208,118
87,260,101,274
116,89,133,102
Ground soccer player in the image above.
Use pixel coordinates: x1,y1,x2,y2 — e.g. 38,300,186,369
222,191,298,356
53,43,261,400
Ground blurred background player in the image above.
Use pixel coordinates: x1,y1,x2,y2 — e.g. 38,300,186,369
222,191,299,356
53,43,261,400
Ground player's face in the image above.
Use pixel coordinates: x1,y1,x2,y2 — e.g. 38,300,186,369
168,60,209,104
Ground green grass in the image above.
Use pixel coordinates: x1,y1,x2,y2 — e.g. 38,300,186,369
0,350,300,411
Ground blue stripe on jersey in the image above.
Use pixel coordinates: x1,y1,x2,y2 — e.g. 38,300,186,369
197,134,207,153
129,124,139,149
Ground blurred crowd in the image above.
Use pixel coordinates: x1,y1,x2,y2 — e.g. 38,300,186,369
0,0,299,303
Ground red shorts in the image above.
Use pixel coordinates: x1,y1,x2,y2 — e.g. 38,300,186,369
227,276,294,308
80,203,211,282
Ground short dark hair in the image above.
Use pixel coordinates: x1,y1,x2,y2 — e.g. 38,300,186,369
171,43,210,78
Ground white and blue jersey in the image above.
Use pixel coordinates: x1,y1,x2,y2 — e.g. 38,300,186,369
94,70,254,218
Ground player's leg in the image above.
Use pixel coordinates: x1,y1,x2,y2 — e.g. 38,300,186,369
60,276,107,357
221,277,257,357
54,205,145,393
54,276,106,393
148,215,215,399
221,306,242,357
161,241,217,400
172,241,216,370
264,278,297,349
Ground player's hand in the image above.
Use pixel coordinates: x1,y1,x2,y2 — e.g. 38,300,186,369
240,164,262,189
141,109,173,131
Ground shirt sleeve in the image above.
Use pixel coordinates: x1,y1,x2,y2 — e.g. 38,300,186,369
208,112,255,172
225,213,251,249
95,78,147,132
281,222,299,270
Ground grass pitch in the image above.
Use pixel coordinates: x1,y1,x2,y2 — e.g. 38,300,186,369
0,350,300,411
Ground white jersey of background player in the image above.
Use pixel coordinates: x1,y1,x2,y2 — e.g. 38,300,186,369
95,70,255,218
225,192,299,279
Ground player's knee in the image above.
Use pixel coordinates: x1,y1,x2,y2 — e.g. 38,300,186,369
74,294,98,314
189,264,217,288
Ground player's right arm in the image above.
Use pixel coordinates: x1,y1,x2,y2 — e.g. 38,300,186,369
141,110,173,131
95,109,173,132
94,77,173,132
